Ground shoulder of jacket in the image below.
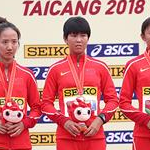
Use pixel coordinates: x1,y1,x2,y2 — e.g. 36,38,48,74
16,64,35,78
49,58,67,69
126,54,145,68
86,56,108,69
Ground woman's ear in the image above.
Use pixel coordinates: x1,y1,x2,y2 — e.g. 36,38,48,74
63,36,68,44
141,33,146,42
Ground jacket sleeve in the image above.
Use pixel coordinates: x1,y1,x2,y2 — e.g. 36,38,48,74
41,66,70,127
99,64,119,122
23,71,41,129
119,62,150,127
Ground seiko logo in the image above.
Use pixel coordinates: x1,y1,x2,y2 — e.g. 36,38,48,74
109,65,124,79
24,45,69,58
143,87,150,95
64,87,97,97
30,132,56,145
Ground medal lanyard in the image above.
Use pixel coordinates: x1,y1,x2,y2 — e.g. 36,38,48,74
0,60,16,102
67,55,87,96
144,50,150,66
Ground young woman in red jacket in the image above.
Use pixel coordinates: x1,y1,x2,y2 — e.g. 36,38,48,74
119,17,150,150
41,16,118,150
0,17,41,150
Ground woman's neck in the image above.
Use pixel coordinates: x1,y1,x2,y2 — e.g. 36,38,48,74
0,58,14,67
70,53,85,61
77,55,81,63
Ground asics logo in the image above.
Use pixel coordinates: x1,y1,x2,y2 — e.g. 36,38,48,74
61,71,70,76
140,68,150,72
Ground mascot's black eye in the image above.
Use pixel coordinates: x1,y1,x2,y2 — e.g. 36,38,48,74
17,112,22,118
77,110,81,115
6,111,10,116
88,110,91,115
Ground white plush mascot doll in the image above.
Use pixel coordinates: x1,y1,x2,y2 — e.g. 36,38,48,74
67,98,95,132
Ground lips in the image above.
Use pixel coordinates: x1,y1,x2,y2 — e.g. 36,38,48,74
76,44,82,47
6,52,13,55
76,45,82,49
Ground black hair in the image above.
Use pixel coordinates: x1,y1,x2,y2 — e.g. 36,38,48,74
141,17,150,35
0,17,21,39
63,16,91,39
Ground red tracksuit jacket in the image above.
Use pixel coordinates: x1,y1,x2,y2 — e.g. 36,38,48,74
41,54,118,140
119,50,150,138
0,61,41,149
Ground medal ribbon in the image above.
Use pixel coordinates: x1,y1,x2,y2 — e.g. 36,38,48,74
67,55,87,96
0,60,16,102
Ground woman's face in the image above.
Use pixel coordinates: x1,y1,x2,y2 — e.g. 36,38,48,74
64,33,89,55
0,27,19,63
141,25,150,49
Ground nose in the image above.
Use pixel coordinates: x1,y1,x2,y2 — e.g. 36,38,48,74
76,35,82,42
6,42,13,50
